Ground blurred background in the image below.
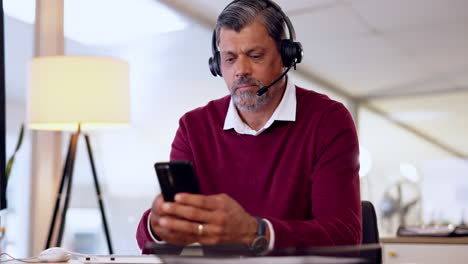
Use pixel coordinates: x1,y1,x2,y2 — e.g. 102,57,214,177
4,0,468,257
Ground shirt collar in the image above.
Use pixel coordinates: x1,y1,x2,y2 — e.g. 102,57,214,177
223,76,296,135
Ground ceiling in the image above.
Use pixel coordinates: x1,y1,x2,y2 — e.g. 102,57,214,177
159,0,468,157
160,0,468,97
5,0,468,158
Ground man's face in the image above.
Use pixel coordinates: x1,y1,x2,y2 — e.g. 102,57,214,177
219,22,284,111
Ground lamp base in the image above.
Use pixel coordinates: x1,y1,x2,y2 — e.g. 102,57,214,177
45,128,113,254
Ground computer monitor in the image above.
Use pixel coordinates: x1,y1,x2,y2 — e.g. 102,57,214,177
0,0,7,210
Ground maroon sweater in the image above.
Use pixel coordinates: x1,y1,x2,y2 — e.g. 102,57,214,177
136,87,361,251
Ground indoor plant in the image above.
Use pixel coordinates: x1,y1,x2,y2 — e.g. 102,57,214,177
5,124,25,187
0,124,25,246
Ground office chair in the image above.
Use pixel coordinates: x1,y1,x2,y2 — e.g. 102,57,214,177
361,200,382,263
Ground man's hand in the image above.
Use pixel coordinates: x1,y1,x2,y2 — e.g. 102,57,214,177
149,194,198,245
154,193,260,246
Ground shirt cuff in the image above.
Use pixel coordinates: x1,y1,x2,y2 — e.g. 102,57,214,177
147,212,167,244
263,218,275,251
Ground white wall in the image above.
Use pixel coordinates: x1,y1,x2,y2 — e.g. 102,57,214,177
4,12,35,256
5,100,31,257
358,107,457,235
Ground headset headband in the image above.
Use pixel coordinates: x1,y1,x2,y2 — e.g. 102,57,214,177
212,0,297,53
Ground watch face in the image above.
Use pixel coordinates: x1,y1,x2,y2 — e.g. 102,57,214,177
251,236,268,255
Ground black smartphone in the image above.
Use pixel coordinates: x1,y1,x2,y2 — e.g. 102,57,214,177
154,160,201,202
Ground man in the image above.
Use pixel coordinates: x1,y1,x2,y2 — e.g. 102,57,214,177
136,0,361,254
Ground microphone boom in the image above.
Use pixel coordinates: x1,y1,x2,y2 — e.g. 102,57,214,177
256,63,295,96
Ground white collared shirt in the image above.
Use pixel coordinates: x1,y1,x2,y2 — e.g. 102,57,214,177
223,76,296,135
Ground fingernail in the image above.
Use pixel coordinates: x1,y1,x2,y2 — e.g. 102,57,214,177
174,194,182,201
162,203,170,211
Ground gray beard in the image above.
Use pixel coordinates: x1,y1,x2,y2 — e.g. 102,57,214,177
232,87,272,111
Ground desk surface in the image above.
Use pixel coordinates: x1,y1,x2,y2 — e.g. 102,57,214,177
381,236,468,244
9,255,367,264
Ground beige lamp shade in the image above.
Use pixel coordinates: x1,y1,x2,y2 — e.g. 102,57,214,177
27,56,130,131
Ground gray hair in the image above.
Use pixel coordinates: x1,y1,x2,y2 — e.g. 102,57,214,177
214,0,286,51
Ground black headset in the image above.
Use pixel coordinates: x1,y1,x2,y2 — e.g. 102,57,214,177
208,0,303,77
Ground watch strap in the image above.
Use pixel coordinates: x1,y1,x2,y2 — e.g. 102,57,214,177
254,216,266,236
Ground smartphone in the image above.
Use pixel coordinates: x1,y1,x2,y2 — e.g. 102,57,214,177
154,160,200,202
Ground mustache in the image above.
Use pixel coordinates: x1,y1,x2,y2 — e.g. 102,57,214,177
233,76,261,90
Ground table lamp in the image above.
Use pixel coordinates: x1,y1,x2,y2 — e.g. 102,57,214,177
27,56,130,253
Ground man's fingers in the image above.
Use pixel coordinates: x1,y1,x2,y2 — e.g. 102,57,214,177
153,226,198,245
159,216,223,237
159,216,199,235
149,211,160,227
174,193,227,210
152,225,170,237
154,194,174,217
198,235,224,245
160,202,214,223
151,194,164,215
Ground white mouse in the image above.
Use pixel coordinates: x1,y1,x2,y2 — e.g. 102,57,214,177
38,247,72,262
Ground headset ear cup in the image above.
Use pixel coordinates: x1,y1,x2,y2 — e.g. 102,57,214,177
214,52,222,76
293,41,303,64
209,55,218,77
209,56,216,76
280,39,303,67
209,52,222,77
280,39,294,67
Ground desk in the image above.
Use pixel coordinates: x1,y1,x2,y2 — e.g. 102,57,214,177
7,255,163,264
381,236,468,264
8,255,367,264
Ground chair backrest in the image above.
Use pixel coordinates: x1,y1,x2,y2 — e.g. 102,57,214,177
361,200,380,244
360,200,382,263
